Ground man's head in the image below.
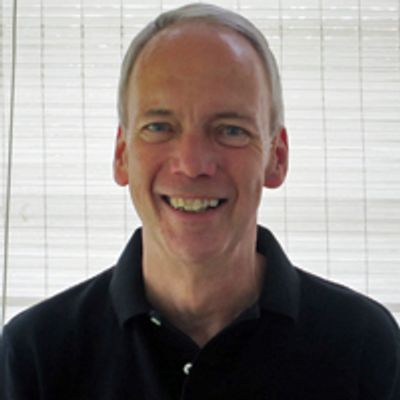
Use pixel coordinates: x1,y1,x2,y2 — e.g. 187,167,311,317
117,3,284,138
114,3,288,264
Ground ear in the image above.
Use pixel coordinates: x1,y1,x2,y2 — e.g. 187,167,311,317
113,126,129,186
264,127,289,189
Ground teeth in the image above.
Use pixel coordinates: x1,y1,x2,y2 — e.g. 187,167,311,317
167,197,222,212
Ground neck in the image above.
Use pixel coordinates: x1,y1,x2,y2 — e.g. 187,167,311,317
142,240,266,347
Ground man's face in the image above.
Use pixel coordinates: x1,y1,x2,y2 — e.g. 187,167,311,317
114,23,286,264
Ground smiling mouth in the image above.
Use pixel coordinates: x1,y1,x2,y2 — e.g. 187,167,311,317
161,195,227,213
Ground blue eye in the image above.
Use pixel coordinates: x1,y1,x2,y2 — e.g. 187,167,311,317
217,125,250,147
140,122,174,143
146,122,172,132
224,126,244,136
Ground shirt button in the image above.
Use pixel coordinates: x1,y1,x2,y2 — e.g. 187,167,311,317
149,316,162,326
183,362,193,376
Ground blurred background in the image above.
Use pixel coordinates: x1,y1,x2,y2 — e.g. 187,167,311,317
1,0,399,325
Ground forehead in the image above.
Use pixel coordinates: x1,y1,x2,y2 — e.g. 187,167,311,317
127,23,270,113
133,22,267,86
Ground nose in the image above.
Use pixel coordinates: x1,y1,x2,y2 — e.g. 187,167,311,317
169,132,218,178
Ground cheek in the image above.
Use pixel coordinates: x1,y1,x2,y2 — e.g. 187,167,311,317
126,146,150,198
232,155,265,196
128,144,166,194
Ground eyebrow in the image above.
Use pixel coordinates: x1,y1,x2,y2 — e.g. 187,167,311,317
213,111,255,122
143,109,254,122
143,108,174,117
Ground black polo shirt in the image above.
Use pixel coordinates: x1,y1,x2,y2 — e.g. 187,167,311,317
1,226,399,399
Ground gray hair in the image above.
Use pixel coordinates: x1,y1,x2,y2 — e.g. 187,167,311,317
118,3,284,137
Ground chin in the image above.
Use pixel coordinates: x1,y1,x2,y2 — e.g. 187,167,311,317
166,236,226,264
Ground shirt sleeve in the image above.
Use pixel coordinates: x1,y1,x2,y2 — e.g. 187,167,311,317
358,305,400,400
0,324,39,400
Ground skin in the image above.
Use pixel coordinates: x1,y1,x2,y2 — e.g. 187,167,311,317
114,22,288,346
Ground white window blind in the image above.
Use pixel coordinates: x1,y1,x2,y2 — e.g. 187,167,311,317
1,0,399,325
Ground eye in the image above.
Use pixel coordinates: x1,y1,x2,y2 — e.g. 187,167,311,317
146,122,171,132
216,125,251,147
139,122,174,143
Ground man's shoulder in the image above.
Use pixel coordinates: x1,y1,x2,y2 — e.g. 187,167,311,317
294,267,400,397
4,266,116,340
296,267,399,335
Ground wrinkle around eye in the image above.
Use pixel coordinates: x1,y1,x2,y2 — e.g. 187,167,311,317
138,122,175,143
215,125,252,147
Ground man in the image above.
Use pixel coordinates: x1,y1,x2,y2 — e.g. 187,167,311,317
1,3,399,399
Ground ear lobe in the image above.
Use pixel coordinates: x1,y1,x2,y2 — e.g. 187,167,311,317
113,126,129,186
264,127,289,189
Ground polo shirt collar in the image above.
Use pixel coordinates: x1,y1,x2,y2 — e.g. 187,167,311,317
110,229,151,327
256,226,300,321
110,226,300,327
